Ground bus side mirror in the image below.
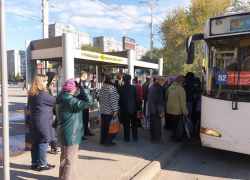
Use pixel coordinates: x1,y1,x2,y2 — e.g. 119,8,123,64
187,42,194,64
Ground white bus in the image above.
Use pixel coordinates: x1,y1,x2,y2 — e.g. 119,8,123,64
186,11,250,155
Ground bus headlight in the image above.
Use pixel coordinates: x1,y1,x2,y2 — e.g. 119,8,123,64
201,127,221,137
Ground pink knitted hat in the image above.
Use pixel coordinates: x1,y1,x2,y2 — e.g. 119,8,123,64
61,78,77,92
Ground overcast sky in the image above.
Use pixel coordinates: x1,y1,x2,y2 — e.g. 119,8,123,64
5,0,189,51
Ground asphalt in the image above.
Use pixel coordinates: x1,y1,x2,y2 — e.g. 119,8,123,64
0,85,191,180
153,139,250,180
0,119,191,180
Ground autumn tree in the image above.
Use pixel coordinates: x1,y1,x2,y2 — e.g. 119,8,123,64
159,0,249,77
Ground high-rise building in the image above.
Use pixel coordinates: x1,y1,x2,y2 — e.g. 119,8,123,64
49,23,91,49
7,50,26,78
135,45,148,60
93,36,123,52
93,36,148,59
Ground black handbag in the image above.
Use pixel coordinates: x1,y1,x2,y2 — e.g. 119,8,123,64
52,117,57,128
25,101,30,126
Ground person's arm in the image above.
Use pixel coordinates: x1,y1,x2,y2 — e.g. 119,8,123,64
180,88,187,116
42,92,55,107
109,86,119,113
68,98,92,111
139,86,143,100
135,87,142,110
189,83,202,94
87,82,94,91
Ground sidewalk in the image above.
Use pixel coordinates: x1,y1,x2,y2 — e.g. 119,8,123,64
0,118,181,180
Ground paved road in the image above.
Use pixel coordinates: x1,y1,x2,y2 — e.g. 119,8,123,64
0,85,27,112
153,138,250,180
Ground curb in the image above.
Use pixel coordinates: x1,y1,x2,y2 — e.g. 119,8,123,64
131,140,190,180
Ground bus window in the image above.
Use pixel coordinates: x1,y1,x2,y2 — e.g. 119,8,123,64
204,37,250,102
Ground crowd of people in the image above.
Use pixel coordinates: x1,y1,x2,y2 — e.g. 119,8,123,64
27,70,202,180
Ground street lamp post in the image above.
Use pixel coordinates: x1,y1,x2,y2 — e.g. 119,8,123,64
0,0,10,179
140,0,159,60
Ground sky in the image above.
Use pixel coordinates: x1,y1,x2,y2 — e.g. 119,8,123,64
5,0,189,51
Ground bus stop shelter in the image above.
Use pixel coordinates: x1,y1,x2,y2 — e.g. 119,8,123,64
25,33,163,89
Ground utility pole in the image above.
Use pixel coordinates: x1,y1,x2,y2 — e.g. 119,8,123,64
140,0,158,76
42,0,49,69
140,0,158,59
0,0,10,179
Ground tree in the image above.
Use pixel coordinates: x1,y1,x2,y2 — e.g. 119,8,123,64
231,0,250,12
9,72,16,82
15,72,23,82
81,44,103,53
159,0,249,77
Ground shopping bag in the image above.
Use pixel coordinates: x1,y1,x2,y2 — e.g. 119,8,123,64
142,115,151,130
109,116,121,134
182,115,194,139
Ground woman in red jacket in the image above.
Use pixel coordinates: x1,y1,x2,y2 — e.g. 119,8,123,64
135,76,143,127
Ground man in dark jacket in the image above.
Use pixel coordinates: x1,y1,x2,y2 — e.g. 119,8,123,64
118,75,142,142
183,72,202,117
148,76,165,144
142,76,150,116
78,71,95,139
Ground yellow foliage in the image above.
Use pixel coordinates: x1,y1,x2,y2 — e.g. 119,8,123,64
160,0,232,77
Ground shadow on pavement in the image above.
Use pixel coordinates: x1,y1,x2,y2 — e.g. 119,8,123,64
78,155,117,161
159,139,250,179
0,163,58,180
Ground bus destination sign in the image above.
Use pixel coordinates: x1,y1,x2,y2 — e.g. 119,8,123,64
216,71,250,85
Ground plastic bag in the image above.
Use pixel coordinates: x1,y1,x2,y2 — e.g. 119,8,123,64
182,115,194,139
142,115,150,130
97,111,101,121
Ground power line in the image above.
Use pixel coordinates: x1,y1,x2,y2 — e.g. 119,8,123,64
6,5,41,19
6,12,41,22
92,1,149,28
97,0,161,30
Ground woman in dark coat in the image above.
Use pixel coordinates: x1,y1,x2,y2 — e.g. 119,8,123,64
46,72,60,154
28,74,55,171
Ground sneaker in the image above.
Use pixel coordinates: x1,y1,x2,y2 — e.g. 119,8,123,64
47,145,51,150
51,148,61,154
38,164,55,171
31,164,39,170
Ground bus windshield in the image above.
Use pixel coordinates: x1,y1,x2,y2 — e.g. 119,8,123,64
203,36,250,102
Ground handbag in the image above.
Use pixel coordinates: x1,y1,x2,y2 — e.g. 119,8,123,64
136,110,143,119
52,117,57,128
109,116,121,134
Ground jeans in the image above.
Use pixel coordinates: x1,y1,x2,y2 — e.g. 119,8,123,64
186,102,193,117
31,142,49,165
